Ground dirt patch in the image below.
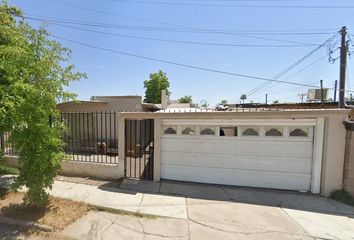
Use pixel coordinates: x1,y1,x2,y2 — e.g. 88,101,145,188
0,190,89,239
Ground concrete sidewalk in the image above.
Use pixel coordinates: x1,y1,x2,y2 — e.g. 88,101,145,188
2,176,354,239
60,178,354,240
42,178,354,239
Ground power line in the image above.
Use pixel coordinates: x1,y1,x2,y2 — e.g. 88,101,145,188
50,34,354,93
45,1,327,45
92,0,354,8
48,0,187,29
249,55,330,99
245,34,338,98
26,17,321,48
23,15,335,36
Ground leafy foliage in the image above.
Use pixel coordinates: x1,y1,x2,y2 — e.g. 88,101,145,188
330,190,354,207
0,165,19,175
0,1,85,206
178,95,192,103
220,100,228,106
200,99,209,108
143,70,170,103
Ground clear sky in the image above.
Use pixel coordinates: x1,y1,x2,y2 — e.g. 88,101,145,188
8,0,354,106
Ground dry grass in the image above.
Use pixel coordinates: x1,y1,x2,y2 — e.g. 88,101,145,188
0,190,89,239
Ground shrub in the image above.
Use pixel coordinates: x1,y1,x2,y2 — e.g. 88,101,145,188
329,190,354,207
0,2,85,206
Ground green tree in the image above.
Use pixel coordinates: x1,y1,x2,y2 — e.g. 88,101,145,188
143,70,170,103
220,100,228,106
178,95,192,103
200,99,209,109
0,2,85,206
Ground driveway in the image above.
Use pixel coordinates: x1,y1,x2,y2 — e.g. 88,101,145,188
61,180,354,240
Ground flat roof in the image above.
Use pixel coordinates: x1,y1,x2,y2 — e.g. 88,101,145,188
57,100,108,105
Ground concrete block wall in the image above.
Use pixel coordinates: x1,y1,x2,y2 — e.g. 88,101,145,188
343,121,354,195
3,156,125,180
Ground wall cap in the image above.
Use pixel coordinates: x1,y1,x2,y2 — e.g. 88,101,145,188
344,120,354,131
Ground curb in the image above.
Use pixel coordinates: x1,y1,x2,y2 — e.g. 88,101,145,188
0,216,53,232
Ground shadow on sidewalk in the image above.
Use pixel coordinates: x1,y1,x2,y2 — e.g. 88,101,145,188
98,178,354,219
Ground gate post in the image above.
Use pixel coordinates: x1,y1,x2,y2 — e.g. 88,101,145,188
118,114,125,169
343,120,354,195
153,117,161,182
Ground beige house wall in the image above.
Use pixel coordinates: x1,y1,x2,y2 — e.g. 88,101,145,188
119,109,350,196
343,124,354,195
95,96,142,112
57,96,142,112
57,102,110,112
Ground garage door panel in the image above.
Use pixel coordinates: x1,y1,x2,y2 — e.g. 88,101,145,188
161,165,219,183
162,138,313,158
161,121,315,192
161,165,311,191
161,151,312,173
217,169,311,191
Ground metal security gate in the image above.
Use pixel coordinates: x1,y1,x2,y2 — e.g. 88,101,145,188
124,119,154,180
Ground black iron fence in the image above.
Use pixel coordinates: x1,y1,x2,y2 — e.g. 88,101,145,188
1,111,119,164
60,111,119,164
0,132,16,156
125,119,154,180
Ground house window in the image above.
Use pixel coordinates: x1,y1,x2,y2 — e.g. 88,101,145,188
163,127,177,135
265,127,283,137
220,127,238,137
200,127,215,135
242,127,259,136
289,127,308,137
182,126,196,135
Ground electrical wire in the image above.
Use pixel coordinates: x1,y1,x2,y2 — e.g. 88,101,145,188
244,34,338,98
45,0,327,45
23,15,335,36
26,18,321,48
90,0,354,8
49,34,354,93
249,54,331,99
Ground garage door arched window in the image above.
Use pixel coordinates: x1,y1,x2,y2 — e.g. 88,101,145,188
242,127,259,136
164,127,177,135
182,126,196,135
289,127,308,137
265,127,283,137
220,127,238,137
200,127,215,136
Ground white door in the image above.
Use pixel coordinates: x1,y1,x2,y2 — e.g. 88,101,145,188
160,119,317,192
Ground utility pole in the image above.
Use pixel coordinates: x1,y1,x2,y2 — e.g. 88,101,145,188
299,93,307,103
320,79,324,108
333,80,338,102
265,94,268,106
339,26,348,108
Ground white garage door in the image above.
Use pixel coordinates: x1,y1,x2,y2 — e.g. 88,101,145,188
161,119,318,192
